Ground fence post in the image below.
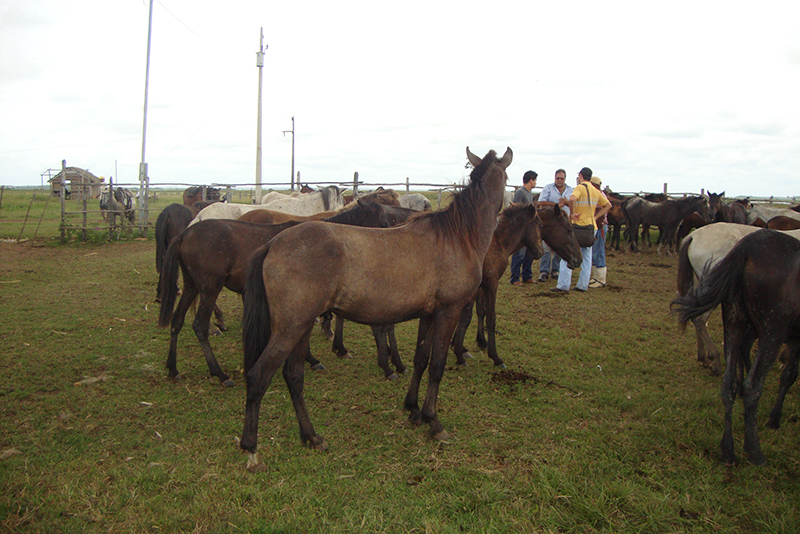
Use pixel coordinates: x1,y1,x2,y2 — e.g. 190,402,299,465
60,160,67,244
353,172,359,198
81,175,88,242
0,185,4,217
406,177,410,195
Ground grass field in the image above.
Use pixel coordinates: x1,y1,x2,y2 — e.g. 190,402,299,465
0,226,799,532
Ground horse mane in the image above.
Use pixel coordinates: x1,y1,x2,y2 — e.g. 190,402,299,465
323,200,377,225
415,150,498,251
319,186,341,211
358,189,400,206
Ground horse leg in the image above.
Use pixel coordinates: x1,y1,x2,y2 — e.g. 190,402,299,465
212,303,227,332
305,345,325,371
283,330,327,450
371,325,398,380
165,285,198,381
450,300,474,366
692,310,722,374
192,292,234,386
767,342,800,429
404,315,435,426
719,315,746,466
241,337,293,470
475,291,488,351
483,285,506,368
420,310,462,441
386,324,406,375
331,314,351,358
742,337,783,465
319,311,334,341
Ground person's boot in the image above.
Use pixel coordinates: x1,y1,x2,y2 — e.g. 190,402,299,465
588,266,607,288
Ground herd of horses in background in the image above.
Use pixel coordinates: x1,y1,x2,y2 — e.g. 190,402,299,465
149,157,799,469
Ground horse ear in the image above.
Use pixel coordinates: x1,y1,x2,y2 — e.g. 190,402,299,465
466,147,482,167
721,191,725,197
499,147,513,169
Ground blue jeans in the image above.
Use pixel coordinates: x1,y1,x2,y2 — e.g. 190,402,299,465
510,247,533,283
539,242,561,275
592,224,607,268
556,246,593,291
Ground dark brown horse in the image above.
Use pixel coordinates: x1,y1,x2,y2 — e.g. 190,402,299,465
673,230,800,465
239,147,511,470
767,215,800,230
707,191,748,224
624,195,709,253
157,200,395,386
451,203,580,367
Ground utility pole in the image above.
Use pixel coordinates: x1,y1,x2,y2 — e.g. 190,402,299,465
283,116,295,191
138,0,155,235
255,28,266,204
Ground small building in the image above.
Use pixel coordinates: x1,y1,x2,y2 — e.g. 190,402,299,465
47,167,105,200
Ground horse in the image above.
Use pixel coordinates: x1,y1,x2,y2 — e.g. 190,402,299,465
672,229,800,465
451,203,580,368
399,193,432,211
239,147,511,470
261,185,345,215
675,223,800,375
101,187,135,226
747,204,800,226
157,200,395,386
606,198,627,250
623,195,709,253
183,186,221,206
768,215,800,230
707,191,748,224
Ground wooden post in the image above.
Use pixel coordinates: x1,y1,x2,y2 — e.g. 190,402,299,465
406,177,410,195
60,160,67,244
353,171,359,198
0,185,4,217
81,174,88,242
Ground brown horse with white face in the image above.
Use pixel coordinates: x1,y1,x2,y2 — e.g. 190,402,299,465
239,147,511,471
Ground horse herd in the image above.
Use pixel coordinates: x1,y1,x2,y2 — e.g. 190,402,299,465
152,150,798,469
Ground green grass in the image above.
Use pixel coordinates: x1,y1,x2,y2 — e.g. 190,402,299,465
0,237,798,533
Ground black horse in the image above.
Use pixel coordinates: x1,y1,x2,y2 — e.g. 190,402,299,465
672,229,800,465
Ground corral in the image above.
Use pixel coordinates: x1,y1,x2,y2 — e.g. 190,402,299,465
1,230,798,532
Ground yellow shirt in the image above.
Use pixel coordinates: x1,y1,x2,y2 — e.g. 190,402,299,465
571,183,610,229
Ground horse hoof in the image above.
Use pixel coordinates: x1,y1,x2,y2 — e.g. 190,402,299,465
214,323,229,332
408,410,423,426
246,453,267,473
305,436,328,451
495,363,507,370
311,363,326,371
457,361,468,367
338,352,352,359
221,378,235,387
386,373,399,381
210,330,222,337
169,374,182,382
463,352,474,360
431,429,450,441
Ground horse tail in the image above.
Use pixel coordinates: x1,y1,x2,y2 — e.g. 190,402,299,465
154,209,170,273
671,238,747,325
676,235,694,297
242,244,272,374
158,235,183,328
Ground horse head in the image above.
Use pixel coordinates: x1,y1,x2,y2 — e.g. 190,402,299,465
466,147,512,213
706,191,725,221
539,204,582,269
695,195,712,222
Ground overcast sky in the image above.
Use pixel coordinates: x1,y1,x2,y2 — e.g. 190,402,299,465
2,0,799,198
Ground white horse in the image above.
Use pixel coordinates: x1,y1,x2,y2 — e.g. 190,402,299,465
188,203,268,226
259,190,302,205
261,185,344,216
747,204,800,225
676,222,800,373
399,193,432,211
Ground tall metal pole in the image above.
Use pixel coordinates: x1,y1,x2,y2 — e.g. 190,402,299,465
138,0,154,234
283,116,295,191
255,28,266,204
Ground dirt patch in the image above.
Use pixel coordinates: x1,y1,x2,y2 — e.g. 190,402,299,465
489,369,538,386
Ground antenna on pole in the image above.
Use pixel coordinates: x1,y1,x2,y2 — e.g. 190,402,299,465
255,28,267,204
283,116,295,192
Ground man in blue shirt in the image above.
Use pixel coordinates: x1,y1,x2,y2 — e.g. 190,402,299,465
536,169,572,282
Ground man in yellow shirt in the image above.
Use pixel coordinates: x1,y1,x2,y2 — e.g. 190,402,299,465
552,167,611,292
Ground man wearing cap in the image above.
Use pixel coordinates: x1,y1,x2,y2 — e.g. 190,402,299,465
509,170,538,286
588,175,609,288
551,167,611,293
536,169,572,282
